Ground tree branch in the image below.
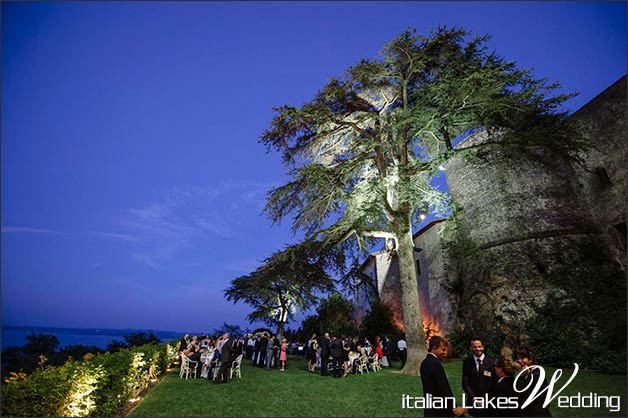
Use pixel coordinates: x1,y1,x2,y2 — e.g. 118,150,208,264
334,119,375,139
360,230,399,250
360,230,397,240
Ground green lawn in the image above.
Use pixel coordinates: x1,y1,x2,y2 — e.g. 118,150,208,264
130,357,626,417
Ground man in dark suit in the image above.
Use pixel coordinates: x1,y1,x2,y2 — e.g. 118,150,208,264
384,336,394,365
454,357,520,417
461,337,495,401
252,334,260,365
258,333,268,368
216,333,237,384
271,334,280,368
330,335,344,378
319,332,331,376
420,336,456,417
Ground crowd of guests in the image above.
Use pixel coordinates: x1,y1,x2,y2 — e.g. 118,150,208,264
178,331,295,384
178,332,239,384
302,333,406,377
421,335,552,417
179,331,407,381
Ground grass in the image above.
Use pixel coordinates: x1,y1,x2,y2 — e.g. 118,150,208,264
130,356,626,417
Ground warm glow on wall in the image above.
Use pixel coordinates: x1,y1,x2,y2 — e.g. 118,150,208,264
422,314,443,338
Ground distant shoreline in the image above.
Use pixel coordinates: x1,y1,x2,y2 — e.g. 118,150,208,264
1,325,189,350
2,324,189,337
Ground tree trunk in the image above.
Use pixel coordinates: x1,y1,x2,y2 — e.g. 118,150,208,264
276,321,285,342
395,212,428,375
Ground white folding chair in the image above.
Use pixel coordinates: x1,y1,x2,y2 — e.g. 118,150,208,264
230,354,243,379
180,354,198,379
200,351,213,378
369,354,381,372
355,355,369,375
211,359,221,381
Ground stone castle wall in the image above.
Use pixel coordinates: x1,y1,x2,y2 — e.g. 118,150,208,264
414,220,456,336
444,75,627,345
570,76,627,265
352,251,404,329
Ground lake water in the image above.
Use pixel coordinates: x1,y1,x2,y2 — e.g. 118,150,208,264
1,326,184,350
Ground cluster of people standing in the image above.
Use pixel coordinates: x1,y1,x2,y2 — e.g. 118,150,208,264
421,335,552,417
245,332,289,371
304,333,406,377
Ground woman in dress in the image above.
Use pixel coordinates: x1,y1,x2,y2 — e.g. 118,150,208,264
342,336,351,377
279,338,288,371
374,336,384,366
307,336,318,372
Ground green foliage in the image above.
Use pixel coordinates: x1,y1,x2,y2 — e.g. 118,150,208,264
24,332,60,357
124,331,161,348
1,333,62,377
1,364,72,416
60,360,105,417
58,345,105,364
1,334,104,378
261,26,576,249
90,350,135,416
298,315,322,341
442,207,492,286
446,327,504,360
213,322,244,337
310,293,359,337
280,327,299,342
446,327,471,359
359,302,402,339
2,346,39,378
527,246,627,374
224,245,338,331
165,340,180,370
106,331,161,353
106,340,128,353
1,341,179,417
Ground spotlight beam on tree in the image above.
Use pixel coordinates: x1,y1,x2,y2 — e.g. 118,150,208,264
258,26,580,375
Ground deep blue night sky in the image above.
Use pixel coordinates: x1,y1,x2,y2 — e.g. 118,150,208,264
2,1,626,333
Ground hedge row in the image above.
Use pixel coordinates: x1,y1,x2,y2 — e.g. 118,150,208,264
1,341,180,417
